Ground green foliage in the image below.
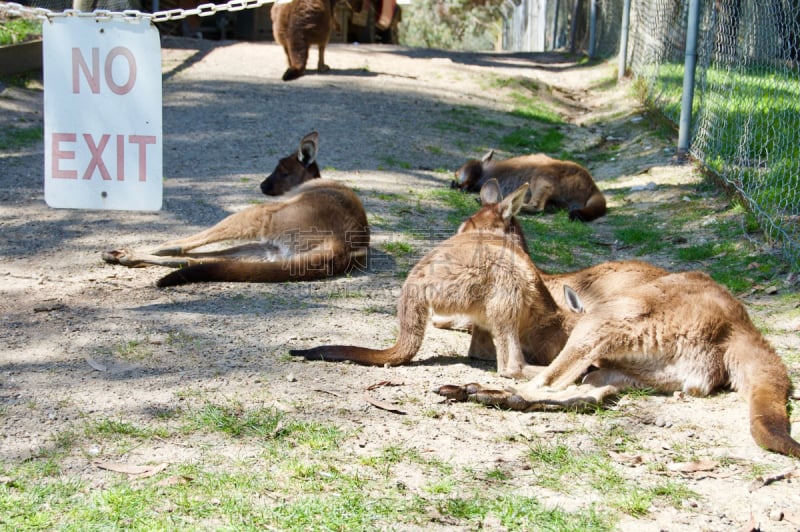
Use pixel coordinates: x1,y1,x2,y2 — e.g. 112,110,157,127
0,17,41,45
399,0,504,51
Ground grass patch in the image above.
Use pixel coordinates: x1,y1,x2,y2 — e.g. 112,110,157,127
425,188,482,228
0,17,41,45
521,211,599,269
499,126,565,153
0,126,42,150
528,442,695,517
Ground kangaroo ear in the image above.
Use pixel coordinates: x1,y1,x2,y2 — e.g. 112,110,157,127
298,131,319,166
498,182,528,221
563,285,585,314
481,150,494,163
479,178,502,205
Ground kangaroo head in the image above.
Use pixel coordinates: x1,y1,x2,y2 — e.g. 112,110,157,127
260,131,322,196
452,150,494,191
457,178,528,241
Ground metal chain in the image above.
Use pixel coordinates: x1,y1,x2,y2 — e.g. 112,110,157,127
0,0,281,23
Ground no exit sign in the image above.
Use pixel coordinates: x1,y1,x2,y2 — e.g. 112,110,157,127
43,16,163,211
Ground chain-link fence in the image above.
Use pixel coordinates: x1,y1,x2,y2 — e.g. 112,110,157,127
628,0,799,271
503,0,800,270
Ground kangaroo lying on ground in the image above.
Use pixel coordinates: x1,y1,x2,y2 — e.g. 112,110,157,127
452,151,607,222
102,134,369,287
271,0,335,81
437,272,800,459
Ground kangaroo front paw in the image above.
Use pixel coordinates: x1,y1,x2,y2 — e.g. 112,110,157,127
102,249,126,264
101,249,142,267
434,383,531,411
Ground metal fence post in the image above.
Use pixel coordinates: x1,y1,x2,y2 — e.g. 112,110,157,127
617,0,631,79
552,0,560,49
678,0,701,156
588,0,597,57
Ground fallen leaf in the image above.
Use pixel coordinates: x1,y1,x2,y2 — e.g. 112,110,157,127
86,358,107,372
364,393,406,415
366,381,403,391
130,462,169,480
93,461,169,479
666,460,719,473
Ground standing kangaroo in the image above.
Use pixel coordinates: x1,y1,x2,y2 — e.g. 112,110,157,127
291,180,567,378
271,0,334,81
453,151,607,222
102,133,369,287
438,272,800,459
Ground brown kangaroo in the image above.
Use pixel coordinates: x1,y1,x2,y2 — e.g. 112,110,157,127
271,0,335,81
438,271,800,459
453,151,607,222
291,180,567,379
102,134,369,287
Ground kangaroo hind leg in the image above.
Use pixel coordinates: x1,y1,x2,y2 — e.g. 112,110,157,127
153,208,272,256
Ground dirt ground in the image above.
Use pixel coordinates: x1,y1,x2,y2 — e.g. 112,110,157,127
2,37,800,530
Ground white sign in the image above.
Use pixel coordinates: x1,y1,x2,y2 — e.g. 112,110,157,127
43,16,162,211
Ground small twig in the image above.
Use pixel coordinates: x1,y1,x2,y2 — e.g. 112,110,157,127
363,393,406,415
748,468,799,492
312,388,342,398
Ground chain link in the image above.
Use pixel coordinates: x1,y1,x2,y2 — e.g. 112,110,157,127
0,0,277,23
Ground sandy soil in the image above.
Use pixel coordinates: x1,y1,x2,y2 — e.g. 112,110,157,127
2,37,799,530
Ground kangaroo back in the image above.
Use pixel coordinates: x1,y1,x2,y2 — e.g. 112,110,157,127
260,131,321,195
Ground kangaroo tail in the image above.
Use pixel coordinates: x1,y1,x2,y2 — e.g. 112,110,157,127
290,281,429,367
736,339,800,458
569,190,607,222
156,252,352,287
747,377,800,458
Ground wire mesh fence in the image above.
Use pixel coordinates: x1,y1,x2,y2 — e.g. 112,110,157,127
503,0,800,270
626,0,800,270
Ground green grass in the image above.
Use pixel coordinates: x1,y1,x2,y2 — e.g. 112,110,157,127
0,411,619,530
521,211,599,270
500,126,565,153
0,126,42,150
382,240,415,256
640,61,800,269
527,442,696,517
0,17,41,45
